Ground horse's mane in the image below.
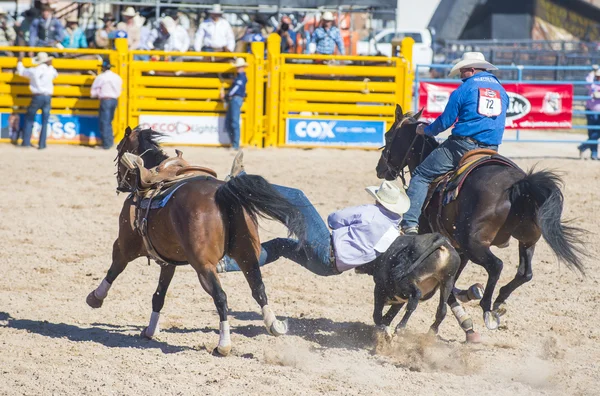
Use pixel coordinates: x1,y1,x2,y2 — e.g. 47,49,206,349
135,127,169,165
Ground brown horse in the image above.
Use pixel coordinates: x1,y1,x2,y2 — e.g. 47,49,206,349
86,127,307,356
376,105,587,334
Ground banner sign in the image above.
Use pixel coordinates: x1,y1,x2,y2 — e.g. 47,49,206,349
138,115,231,145
419,82,573,129
0,113,101,144
285,118,386,147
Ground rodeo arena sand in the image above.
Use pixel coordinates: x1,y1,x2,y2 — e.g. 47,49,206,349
0,133,599,396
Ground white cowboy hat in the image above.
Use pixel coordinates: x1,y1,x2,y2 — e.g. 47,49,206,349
365,181,410,215
448,52,498,77
0,7,7,15
160,16,175,33
65,15,79,24
121,7,137,17
322,11,334,21
32,52,54,65
231,58,248,68
209,4,223,14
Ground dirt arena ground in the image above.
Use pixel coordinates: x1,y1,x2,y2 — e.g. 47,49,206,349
0,141,598,396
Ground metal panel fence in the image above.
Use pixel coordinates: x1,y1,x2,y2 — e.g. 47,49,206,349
414,63,599,145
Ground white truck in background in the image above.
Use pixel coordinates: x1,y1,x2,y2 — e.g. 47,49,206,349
357,29,434,71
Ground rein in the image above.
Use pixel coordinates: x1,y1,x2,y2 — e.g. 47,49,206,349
382,121,431,188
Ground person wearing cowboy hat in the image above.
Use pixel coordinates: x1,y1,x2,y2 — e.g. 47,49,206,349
0,7,17,48
400,52,509,235
28,4,64,47
578,66,600,160
217,177,412,275
221,58,248,150
16,52,58,149
120,6,141,50
147,16,190,52
311,11,345,55
90,60,123,149
94,15,116,49
193,4,234,52
61,15,87,48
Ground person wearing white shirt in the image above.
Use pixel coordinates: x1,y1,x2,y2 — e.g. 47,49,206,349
17,52,58,149
194,4,235,52
91,60,123,149
147,16,190,53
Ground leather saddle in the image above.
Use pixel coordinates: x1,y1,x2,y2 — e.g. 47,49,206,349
422,149,522,244
121,149,218,194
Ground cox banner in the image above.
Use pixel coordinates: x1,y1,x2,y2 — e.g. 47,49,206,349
1,113,101,144
419,82,573,129
285,118,386,148
138,115,231,145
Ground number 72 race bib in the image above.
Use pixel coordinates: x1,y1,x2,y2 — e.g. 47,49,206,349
478,88,502,117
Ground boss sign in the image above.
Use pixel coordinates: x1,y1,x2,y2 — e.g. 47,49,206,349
286,118,385,148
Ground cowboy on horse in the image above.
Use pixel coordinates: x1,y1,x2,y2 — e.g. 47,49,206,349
401,52,509,235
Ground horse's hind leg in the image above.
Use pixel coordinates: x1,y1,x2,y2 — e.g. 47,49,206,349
87,238,140,308
193,263,231,356
141,264,176,339
447,253,480,343
492,242,535,317
395,284,421,333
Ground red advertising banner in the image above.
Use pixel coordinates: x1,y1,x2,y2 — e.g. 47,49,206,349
418,82,573,129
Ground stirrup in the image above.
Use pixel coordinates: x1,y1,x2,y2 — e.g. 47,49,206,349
401,226,418,236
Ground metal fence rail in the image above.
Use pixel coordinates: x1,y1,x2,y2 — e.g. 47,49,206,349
414,63,600,145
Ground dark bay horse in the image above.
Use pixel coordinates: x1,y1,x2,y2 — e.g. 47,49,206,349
86,127,307,356
376,105,587,332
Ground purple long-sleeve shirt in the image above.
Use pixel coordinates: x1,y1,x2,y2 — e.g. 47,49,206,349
586,72,600,112
328,204,401,272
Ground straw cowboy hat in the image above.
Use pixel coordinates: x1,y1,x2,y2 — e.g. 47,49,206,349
322,11,334,21
231,58,248,68
160,16,175,33
448,52,498,77
121,7,137,17
365,181,410,215
209,4,223,14
32,52,54,65
65,15,79,24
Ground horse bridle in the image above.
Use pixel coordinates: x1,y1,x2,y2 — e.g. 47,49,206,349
114,141,152,193
380,121,431,187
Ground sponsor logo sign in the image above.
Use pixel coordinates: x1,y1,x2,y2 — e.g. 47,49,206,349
1,113,101,143
138,115,231,145
285,118,386,147
418,82,573,129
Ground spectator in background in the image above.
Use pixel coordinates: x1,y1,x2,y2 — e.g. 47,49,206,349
91,60,122,150
312,11,344,55
242,22,265,53
121,7,140,50
579,66,600,160
62,16,87,48
0,7,17,47
277,16,296,53
221,58,248,150
29,5,65,48
147,16,189,52
95,15,115,49
17,52,58,149
194,4,235,52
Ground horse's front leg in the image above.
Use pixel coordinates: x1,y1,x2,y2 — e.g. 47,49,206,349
141,264,177,339
86,237,141,308
492,242,535,318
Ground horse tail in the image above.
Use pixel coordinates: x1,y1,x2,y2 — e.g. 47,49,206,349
214,174,307,246
508,169,587,275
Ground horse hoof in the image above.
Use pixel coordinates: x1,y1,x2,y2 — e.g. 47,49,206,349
493,303,507,317
269,319,289,337
140,327,154,339
468,283,485,301
86,291,103,309
215,345,231,356
484,311,500,330
465,330,482,343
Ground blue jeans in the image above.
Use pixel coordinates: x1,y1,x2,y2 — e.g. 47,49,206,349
221,181,338,276
99,99,118,149
23,95,51,148
581,114,600,158
401,137,498,229
225,96,243,149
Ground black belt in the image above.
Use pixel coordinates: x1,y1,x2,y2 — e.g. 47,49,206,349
449,135,492,147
